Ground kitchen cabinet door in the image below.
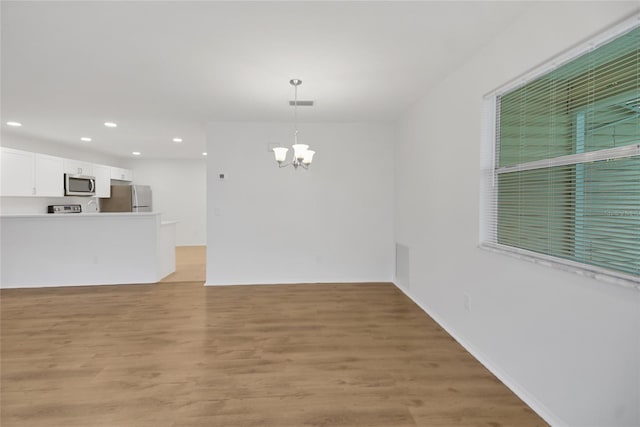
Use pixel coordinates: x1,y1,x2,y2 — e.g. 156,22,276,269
0,147,35,196
63,159,93,176
110,167,133,182
122,168,134,181
35,154,64,196
93,164,111,198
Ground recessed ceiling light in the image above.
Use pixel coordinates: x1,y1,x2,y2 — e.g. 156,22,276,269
6,121,22,127
202,152,208,156
173,138,183,143
104,122,117,128
80,137,92,142
132,151,141,156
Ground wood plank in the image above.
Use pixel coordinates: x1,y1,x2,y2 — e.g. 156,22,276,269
1,282,547,426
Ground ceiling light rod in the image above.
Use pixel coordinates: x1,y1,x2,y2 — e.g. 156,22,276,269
272,79,315,170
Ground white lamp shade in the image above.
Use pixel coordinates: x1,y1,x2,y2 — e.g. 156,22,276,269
302,150,315,165
273,147,288,162
292,144,309,160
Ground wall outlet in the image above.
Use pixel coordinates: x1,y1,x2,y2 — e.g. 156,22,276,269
218,173,226,181
463,293,471,312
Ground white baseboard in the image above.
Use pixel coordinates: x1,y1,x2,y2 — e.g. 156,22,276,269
393,281,566,427
204,281,391,287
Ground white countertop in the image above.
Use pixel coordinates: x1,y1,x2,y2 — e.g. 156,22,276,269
1,212,162,218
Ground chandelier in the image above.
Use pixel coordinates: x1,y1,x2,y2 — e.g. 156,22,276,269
272,79,315,169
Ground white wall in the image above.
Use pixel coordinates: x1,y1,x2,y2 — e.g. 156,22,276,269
129,158,206,246
1,213,167,287
206,122,394,285
394,3,640,427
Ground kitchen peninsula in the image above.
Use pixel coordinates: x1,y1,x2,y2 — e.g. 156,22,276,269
0,212,176,288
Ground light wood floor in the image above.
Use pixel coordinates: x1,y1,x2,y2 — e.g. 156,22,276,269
1,279,546,426
161,246,206,283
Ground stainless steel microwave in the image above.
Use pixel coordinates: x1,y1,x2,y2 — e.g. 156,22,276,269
64,174,96,196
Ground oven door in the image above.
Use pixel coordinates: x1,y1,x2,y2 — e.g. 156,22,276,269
65,174,96,196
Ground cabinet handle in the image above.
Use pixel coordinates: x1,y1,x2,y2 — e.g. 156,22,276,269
32,187,36,195
78,167,82,174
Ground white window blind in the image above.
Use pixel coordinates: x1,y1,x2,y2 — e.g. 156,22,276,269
481,21,640,286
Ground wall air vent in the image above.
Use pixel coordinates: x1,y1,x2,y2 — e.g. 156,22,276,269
289,100,314,106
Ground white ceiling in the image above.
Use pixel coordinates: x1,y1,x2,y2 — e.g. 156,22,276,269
1,1,530,159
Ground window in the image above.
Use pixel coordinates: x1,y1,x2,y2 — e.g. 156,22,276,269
481,22,639,285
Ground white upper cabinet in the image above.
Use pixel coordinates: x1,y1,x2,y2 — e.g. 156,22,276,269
0,148,36,196
0,149,65,197
63,159,93,177
110,167,133,182
93,164,111,198
35,154,64,197
1,147,131,198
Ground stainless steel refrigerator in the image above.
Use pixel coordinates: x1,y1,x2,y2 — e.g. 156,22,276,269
99,185,153,213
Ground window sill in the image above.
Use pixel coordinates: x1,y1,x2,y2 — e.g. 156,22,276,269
479,242,640,291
